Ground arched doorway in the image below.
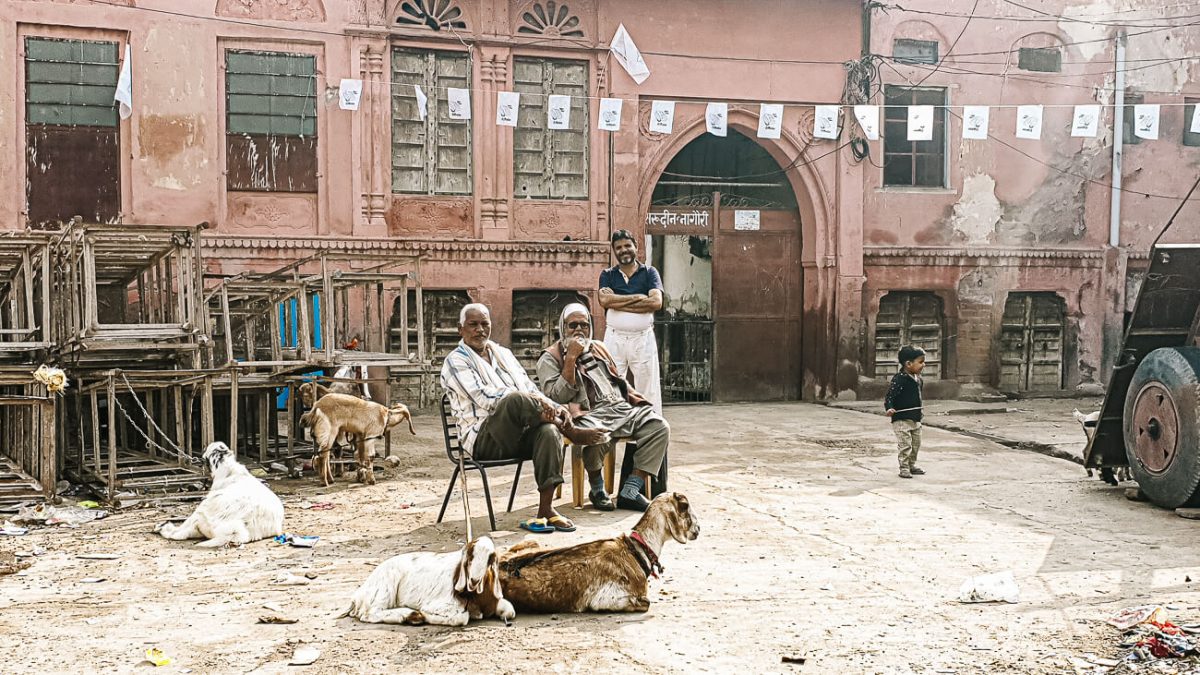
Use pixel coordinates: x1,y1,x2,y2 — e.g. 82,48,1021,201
647,129,804,401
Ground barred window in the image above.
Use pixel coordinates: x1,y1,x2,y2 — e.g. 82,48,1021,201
513,58,588,199
883,86,947,188
391,48,472,195
225,50,317,192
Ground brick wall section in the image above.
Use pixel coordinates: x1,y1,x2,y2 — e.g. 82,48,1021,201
955,304,995,384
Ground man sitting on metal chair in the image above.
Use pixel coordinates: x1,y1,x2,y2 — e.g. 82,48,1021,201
441,303,606,534
537,303,669,512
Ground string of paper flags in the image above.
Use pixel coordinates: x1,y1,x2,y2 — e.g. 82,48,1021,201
334,77,1200,143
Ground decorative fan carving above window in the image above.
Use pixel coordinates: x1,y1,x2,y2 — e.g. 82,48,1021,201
518,1,583,38
396,0,466,31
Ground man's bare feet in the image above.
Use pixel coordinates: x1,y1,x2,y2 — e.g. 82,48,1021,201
559,418,609,446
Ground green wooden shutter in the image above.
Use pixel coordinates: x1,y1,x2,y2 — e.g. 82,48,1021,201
513,57,588,199
391,48,472,196
25,37,120,127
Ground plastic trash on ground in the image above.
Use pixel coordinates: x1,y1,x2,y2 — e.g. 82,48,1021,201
1107,605,1166,630
958,570,1020,604
144,648,171,667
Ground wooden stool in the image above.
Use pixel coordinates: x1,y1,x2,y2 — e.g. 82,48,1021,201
566,439,650,508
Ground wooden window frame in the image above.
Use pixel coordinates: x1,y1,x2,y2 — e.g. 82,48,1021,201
893,39,938,65
1122,91,1143,147
513,57,589,200
223,48,319,193
1017,47,1062,73
390,47,472,196
882,86,947,189
873,291,944,380
1185,97,1200,147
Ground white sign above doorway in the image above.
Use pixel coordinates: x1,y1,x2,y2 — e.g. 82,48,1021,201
734,210,760,231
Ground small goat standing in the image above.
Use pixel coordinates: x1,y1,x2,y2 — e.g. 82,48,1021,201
156,442,284,547
301,393,416,486
343,536,515,626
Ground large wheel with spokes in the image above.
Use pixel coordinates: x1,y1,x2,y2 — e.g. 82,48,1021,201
1124,347,1200,508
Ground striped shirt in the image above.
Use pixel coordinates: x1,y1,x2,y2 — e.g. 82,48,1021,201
440,340,541,452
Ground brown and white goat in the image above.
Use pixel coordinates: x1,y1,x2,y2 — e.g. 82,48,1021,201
499,492,699,613
300,393,416,486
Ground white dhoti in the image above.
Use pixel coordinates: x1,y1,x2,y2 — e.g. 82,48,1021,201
603,324,662,414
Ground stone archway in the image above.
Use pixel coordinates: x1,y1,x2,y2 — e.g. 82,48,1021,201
637,108,841,401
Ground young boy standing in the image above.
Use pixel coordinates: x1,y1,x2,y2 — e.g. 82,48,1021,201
885,345,926,479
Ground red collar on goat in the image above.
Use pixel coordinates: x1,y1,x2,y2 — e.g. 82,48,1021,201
628,530,663,579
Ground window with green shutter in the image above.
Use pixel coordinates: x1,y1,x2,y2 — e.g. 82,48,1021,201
24,37,121,226
25,37,120,127
224,50,317,193
391,48,472,195
513,58,588,200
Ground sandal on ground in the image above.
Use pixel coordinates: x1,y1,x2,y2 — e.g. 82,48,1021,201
546,515,577,532
519,518,554,534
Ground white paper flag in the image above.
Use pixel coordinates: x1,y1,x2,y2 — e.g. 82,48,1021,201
114,44,132,120
598,97,622,131
907,105,933,141
962,105,989,140
414,85,428,120
447,87,471,120
853,105,879,141
706,102,728,137
609,23,650,85
338,79,363,111
1071,105,1100,137
547,95,571,130
814,105,839,140
757,103,783,139
1016,105,1043,139
649,100,675,134
1134,104,1160,140
496,91,519,127
1192,104,1200,134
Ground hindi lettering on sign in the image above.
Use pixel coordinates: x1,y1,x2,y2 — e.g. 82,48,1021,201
645,210,710,231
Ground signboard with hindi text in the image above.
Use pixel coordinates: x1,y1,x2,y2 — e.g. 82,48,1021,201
644,209,712,234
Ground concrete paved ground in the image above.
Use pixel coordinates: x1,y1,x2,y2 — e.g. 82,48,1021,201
1,401,1197,673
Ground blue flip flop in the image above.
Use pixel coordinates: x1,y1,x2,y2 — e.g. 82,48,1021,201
519,518,554,534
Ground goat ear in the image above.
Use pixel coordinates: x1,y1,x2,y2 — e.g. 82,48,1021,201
674,493,689,512
467,540,492,593
490,553,503,598
454,543,472,593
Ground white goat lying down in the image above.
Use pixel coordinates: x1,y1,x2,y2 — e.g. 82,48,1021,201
156,442,284,547
343,536,515,627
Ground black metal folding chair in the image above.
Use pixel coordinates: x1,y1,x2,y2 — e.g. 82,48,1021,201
436,393,526,532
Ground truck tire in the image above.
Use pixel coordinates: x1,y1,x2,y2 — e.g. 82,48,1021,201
1124,346,1200,508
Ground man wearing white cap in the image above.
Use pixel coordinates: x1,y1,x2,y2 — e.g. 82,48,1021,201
537,303,669,512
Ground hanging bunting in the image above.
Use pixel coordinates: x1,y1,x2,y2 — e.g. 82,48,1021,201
598,97,623,131
496,91,519,127
609,23,651,85
338,79,363,111
907,105,933,141
853,105,879,141
813,105,839,140
114,44,133,120
1134,104,1160,140
1071,105,1100,137
962,106,989,140
649,100,675,134
447,87,471,120
757,103,783,139
414,85,428,121
706,102,728,137
1192,104,1200,134
1015,105,1043,139
547,95,571,129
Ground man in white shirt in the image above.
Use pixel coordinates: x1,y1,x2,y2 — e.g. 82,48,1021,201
598,229,664,414
440,303,604,533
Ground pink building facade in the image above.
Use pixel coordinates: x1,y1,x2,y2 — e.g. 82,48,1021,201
3,0,1194,401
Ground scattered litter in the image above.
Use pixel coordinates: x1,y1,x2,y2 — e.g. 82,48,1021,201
274,534,319,548
1107,605,1165,630
85,618,99,625
0,551,32,576
958,571,1020,604
76,500,101,509
258,615,298,625
272,573,310,586
269,463,288,473
781,655,806,665
77,553,121,560
1,521,28,536
307,502,334,511
289,646,320,666
79,577,106,583
15,546,46,558
304,572,318,580
143,648,171,667
250,468,268,478
13,503,108,527
263,602,283,613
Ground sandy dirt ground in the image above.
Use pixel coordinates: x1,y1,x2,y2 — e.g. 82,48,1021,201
2,402,1198,674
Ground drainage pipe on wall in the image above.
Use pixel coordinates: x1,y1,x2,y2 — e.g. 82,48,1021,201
1110,32,1126,248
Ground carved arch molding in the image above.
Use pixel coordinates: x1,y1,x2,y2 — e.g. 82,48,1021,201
216,0,327,22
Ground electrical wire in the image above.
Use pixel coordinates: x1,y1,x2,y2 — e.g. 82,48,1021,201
897,0,981,92
884,1,1200,28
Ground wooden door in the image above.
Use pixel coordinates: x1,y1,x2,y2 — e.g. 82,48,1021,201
999,292,1065,392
